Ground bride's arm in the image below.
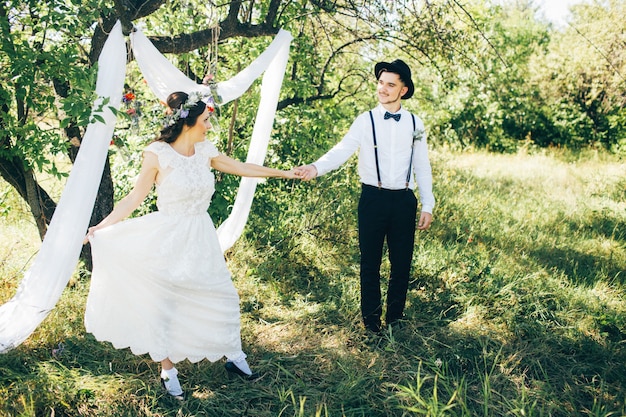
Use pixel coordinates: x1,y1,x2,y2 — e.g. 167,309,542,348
210,153,298,179
84,152,159,242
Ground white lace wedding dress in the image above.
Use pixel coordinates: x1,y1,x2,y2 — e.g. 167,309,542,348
84,140,244,363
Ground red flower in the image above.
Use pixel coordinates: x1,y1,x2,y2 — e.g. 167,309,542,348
123,92,136,103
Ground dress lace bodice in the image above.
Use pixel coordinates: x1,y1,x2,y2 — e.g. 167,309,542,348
145,140,219,216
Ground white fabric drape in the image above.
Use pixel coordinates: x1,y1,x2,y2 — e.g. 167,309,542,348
0,21,127,353
131,28,292,105
131,28,292,252
0,23,292,353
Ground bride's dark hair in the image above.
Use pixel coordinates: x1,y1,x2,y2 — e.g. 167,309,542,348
157,92,207,143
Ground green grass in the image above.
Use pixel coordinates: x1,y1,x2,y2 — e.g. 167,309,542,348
0,148,624,416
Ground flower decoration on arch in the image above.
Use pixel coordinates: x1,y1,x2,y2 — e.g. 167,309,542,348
122,91,141,126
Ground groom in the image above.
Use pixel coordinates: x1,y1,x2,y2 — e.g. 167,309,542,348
296,59,435,333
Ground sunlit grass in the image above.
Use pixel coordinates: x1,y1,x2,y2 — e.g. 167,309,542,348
0,148,624,416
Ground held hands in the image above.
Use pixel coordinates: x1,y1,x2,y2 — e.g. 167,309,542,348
294,165,317,181
280,165,317,180
282,168,301,179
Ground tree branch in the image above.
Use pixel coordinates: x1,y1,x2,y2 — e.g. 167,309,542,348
265,0,282,27
149,22,278,54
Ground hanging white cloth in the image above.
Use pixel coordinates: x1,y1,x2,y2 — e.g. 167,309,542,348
131,28,292,252
0,23,292,353
0,21,127,353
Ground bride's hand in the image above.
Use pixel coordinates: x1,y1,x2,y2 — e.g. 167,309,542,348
283,168,301,179
83,225,100,245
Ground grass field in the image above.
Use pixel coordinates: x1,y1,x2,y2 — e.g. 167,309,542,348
0,148,624,416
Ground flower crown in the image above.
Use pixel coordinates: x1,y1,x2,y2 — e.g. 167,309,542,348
164,91,216,127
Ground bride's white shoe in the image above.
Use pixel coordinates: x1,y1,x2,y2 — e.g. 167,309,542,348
160,367,184,400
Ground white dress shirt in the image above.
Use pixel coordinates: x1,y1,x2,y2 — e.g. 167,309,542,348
313,104,435,214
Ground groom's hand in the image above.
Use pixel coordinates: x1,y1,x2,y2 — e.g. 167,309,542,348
294,165,318,181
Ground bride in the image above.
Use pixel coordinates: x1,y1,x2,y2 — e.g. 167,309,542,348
84,91,299,399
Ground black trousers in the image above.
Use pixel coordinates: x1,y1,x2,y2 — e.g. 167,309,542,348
358,184,417,331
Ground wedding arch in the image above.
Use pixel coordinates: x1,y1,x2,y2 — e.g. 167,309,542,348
0,21,292,353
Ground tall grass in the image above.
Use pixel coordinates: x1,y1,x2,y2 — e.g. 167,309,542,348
0,148,624,416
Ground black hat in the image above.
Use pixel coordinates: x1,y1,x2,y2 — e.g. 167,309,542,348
374,59,414,100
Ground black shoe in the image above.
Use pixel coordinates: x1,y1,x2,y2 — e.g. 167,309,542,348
224,361,260,381
362,329,384,349
387,319,405,331
364,319,381,333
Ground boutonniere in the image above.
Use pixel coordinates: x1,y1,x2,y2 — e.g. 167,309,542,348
412,128,425,142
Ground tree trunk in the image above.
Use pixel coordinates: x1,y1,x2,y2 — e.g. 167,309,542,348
0,151,57,240
23,169,48,240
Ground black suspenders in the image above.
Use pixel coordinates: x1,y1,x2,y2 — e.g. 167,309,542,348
368,111,383,188
406,114,416,189
368,111,416,190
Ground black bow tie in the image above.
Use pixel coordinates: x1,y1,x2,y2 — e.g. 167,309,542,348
384,111,401,121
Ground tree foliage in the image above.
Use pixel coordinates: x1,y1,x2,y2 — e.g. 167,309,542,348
0,0,103,239
531,0,626,151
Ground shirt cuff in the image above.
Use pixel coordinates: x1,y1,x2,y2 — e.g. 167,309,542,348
311,163,322,177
